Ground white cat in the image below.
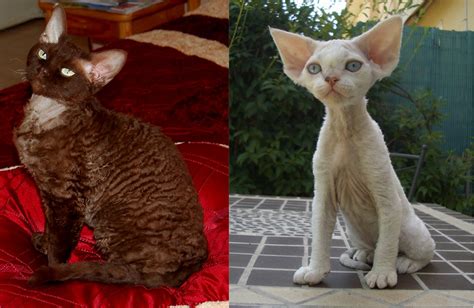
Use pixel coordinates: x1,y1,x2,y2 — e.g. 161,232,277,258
270,16,435,289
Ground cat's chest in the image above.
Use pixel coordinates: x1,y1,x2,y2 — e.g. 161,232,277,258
15,95,68,165
319,138,374,210
19,95,67,134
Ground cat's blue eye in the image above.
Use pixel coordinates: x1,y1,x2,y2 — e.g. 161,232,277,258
38,49,47,60
61,68,76,77
345,60,362,72
307,63,321,75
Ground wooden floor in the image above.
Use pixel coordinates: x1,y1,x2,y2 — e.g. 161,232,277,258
0,19,88,90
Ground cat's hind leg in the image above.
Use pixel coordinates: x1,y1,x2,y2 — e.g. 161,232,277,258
339,248,372,270
397,213,435,274
32,232,48,255
29,262,141,286
29,260,194,288
396,255,431,274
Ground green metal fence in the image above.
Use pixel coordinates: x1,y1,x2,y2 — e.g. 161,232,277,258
396,26,473,154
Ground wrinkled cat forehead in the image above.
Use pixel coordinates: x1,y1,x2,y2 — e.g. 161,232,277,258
37,38,88,62
311,40,367,64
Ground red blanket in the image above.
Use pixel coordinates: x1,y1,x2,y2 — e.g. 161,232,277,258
0,14,229,307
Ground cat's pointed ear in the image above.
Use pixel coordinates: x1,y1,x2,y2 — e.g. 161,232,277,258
40,5,67,44
269,27,317,82
77,50,127,88
353,16,403,79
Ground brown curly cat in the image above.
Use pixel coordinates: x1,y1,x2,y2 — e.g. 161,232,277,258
14,5,207,288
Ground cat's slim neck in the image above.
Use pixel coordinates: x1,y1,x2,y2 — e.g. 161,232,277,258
324,98,372,140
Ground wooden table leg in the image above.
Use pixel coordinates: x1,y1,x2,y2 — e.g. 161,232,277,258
187,0,200,11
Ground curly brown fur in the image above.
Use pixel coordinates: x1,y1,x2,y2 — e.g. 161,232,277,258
15,6,207,288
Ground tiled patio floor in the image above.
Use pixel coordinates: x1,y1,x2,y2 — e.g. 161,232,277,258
230,194,474,307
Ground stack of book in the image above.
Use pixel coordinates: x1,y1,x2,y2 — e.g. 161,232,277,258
39,0,164,14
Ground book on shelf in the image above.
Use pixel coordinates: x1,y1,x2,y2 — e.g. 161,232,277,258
39,0,164,14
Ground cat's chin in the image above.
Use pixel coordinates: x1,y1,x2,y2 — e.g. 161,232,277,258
316,94,362,107
30,80,46,94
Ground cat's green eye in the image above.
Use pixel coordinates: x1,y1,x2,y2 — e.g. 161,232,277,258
345,60,362,72
61,68,76,77
307,63,321,75
38,49,47,60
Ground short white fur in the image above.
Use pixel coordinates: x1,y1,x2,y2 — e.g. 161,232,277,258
23,95,67,132
270,16,435,289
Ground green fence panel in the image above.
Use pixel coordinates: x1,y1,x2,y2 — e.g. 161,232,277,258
396,26,474,153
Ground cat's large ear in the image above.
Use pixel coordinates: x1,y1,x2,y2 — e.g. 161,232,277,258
76,50,127,88
353,16,403,79
40,5,67,44
269,27,317,82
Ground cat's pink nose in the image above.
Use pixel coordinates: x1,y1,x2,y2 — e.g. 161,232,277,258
325,76,339,86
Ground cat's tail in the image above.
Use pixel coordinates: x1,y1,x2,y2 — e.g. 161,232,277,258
339,248,372,271
28,261,192,288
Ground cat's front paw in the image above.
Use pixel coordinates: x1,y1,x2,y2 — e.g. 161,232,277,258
32,232,48,255
293,266,329,285
365,269,397,289
28,265,54,286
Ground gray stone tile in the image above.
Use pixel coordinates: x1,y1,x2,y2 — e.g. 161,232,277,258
437,251,474,261
418,261,459,273
238,198,262,205
395,274,424,289
282,206,305,212
247,269,295,287
231,254,253,267
439,229,472,236
448,235,474,243
286,200,307,206
330,247,347,257
230,208,312,237
233,204,257,209
451,262,474,273
460,243,474,250
230,235,262,243
230,267,244,284
417,274,473,290
308,238,345,246
435,242,466,250
432,235,453,243
254,255,302,269
261,245,304,256
430,224,463,230
257,204,280,210
231,243,259,254
309,272,362,289
331,239,346,247
261,199,284,205
266,237,303,245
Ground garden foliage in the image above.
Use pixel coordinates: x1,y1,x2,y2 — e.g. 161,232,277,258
230,0,473,215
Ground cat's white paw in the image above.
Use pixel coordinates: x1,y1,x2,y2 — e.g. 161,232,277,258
396,256,428,274
365,269,397,289
293,266,329,285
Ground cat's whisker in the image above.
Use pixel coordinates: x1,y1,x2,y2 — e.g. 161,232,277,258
9,58,24,64
11,69,27,76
